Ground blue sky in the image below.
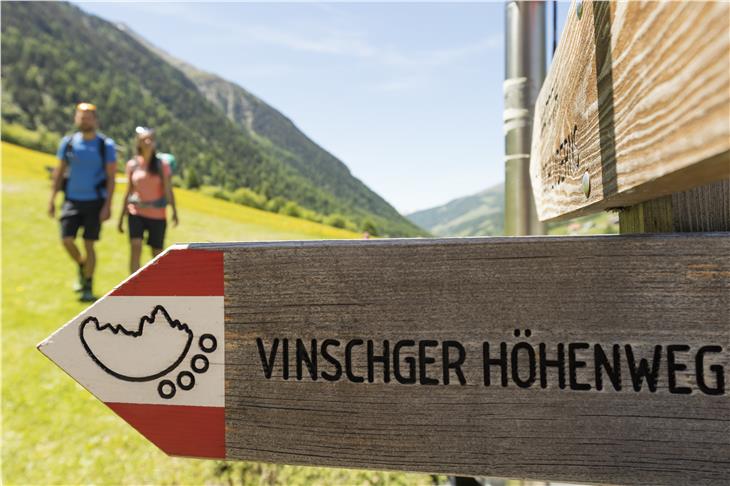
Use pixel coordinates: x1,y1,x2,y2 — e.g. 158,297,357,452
80,2,568,214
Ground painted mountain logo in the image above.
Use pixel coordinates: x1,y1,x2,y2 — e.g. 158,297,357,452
79,305,217,399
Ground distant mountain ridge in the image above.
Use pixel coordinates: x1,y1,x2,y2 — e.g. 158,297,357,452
408,182,619,237
407,184,504,236
1,2,424,236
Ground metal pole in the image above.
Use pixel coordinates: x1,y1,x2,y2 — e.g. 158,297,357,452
449,6,548,485
502,3,549,482
504,0,546,236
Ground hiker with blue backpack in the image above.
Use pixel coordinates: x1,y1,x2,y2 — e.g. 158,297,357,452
117,126,179,273
48,102,117,302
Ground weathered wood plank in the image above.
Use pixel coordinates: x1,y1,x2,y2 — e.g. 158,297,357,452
530,1,730,221
619,179,730,233
673,179,730,232
39,236,730,485
219,236,729,485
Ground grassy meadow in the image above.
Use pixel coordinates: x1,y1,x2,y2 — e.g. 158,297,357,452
1,142,440,485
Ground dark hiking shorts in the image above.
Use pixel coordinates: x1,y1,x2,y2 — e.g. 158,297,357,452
60,199,104,241
128,214,167,249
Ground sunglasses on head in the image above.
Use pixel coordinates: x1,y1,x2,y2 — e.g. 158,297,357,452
76,102,97,112
135,126,155,136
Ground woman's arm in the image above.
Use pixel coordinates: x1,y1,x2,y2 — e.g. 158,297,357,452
162,166,178,226
118,165,133,233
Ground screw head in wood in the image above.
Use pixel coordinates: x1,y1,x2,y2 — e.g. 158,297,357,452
582,171,591,198
576,0,584,19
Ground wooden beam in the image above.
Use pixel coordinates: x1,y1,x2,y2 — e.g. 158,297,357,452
39,236,730,485
620,179,730,233
618,195,673,233
672,179,730,232
530,1,730,222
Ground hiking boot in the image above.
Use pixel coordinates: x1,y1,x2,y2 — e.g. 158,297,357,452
80,289,95,302
73,262,86,292
79,278,95,302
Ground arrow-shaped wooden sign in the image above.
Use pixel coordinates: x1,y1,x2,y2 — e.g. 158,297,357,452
39,237,729,484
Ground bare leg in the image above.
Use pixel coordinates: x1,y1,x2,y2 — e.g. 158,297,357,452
130,239,143,273
151,247,163,258
62,237,84,265
83,240,96,279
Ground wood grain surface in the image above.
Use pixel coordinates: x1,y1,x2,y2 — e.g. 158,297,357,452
672,179,730,233
618,179,730,234
188,236,730,484
530,1,730,222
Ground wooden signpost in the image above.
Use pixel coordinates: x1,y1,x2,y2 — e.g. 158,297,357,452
39,1,730,484
39,238,729,484
529,1,730,222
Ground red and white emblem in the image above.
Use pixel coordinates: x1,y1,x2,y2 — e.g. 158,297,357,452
38,247,225,459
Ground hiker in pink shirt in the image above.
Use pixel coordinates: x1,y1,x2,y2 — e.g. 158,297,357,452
118,127,179,273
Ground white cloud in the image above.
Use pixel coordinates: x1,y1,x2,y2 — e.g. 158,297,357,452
232,24,500,70
241,25,377,57
223,23,501,97
97,2,501,99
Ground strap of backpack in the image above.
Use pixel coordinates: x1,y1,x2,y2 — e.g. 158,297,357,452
95,135,108,200
63,133,105,164
98,135,107,166
63,134,74,164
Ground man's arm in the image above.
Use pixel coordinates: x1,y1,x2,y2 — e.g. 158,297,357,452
48,158,67,218
100,161,116,222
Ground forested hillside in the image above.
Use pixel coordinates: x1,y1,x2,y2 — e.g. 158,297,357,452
130,32,402,224
408,183,618,236
0,2,425,237
408,185,504,236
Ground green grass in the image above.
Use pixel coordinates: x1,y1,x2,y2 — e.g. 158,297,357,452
1,142,438,485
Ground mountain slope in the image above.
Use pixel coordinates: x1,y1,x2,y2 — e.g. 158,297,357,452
408,183,619,237
124,26,409,228
0,1,424,236
408,184,504,236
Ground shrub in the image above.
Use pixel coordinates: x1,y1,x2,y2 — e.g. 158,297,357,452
231,187,267,209
184,167,200,189
280,201,302,217
325,213,348,229
200,185,230,201
1,123,60,154
212,188,230,201
265,196,287,213
299,208,324,224
361,219,378,236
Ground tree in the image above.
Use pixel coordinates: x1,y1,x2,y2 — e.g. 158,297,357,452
231,187,267,209
281,201,301,217
325,214,348,229
361,219,378,237
185,167,200,189
265,196,286,213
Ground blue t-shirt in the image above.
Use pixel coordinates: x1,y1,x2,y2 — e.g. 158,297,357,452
57,133,116,201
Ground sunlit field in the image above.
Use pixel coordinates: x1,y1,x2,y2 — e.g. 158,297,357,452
1,142,440,485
